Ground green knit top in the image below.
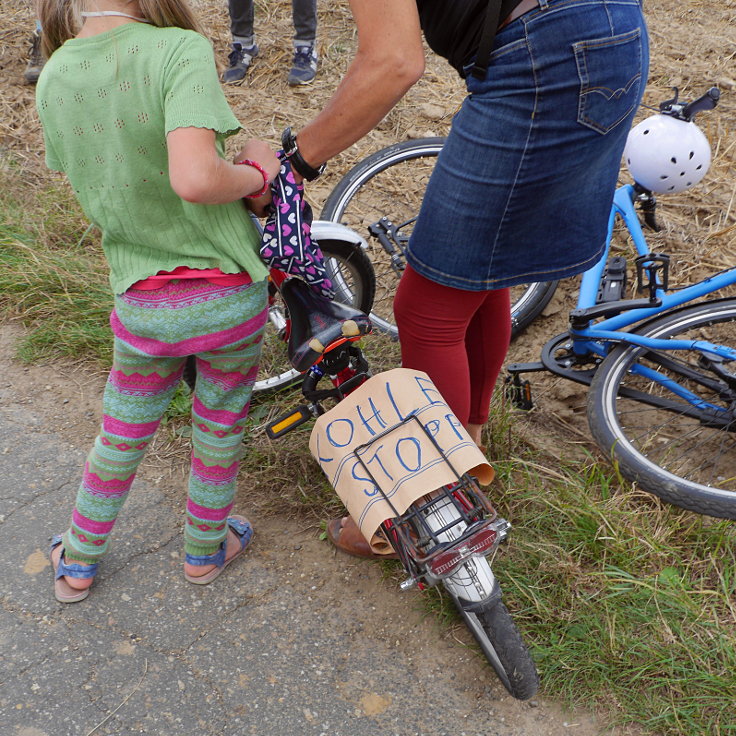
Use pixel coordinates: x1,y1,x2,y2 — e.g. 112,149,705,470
36,23,269,294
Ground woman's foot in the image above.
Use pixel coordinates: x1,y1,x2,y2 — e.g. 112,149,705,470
184,516,253,585
466,422,483,446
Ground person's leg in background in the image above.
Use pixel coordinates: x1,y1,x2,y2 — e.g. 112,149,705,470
24,20,45,84
223,0,259,84
287,0,318,86
394,264,511,445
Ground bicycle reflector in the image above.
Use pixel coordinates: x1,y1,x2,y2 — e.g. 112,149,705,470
265,405,313,439
427,526,497,579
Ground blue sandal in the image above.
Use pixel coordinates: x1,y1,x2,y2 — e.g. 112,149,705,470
49,534,98,603
184,515,253,585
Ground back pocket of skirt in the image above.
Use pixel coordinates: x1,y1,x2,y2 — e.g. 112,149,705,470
574,28,643,135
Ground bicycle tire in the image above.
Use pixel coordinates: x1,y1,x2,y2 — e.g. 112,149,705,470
320,137,558,339
587,298,736,519
455,596,539,700
253,238,376,394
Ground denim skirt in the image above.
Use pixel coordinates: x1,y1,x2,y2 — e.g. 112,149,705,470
406,0,649,291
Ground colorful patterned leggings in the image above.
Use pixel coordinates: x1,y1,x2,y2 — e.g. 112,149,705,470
63,278,268,564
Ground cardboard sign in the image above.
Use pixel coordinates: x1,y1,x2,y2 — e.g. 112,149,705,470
309,368,494,553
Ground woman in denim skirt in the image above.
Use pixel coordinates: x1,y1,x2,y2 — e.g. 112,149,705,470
278,0,649,558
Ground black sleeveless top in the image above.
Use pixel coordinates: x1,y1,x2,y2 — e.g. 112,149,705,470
416,0,488,75
417,0,523,76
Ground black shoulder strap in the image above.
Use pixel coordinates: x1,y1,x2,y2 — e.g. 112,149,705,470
470,0,523,79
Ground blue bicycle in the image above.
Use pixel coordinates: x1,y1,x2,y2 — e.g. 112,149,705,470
504,87,736,520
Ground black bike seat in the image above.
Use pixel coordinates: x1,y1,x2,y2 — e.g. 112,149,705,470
280,277,372,372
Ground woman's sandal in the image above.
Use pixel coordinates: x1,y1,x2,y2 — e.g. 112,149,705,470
49,534,98,604
184,515,253,585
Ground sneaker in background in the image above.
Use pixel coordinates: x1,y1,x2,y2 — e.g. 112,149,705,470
287,44,318,86
222,42,259,84
24,32,45,85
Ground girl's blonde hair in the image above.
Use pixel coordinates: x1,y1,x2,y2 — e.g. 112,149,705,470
35,0,206,57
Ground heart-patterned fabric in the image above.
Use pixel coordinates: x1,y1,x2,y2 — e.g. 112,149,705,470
260,154,335,299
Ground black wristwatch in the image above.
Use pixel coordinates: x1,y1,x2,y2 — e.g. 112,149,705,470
281,127,326,181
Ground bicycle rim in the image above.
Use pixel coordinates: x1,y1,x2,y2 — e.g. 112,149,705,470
320,137,557,339
588,298,736,519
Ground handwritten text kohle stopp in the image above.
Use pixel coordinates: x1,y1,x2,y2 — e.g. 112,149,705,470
309,368,493,553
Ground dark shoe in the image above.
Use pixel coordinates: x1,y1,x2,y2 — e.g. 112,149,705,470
326,516,398,560
287,45,317,86
24,32,45,85
222,42,259,84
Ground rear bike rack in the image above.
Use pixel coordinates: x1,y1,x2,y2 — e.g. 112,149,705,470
350,414,508,588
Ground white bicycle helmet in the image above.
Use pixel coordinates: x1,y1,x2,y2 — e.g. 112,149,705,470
624,114,711,194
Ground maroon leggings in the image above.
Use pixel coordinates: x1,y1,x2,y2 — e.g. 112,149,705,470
394,265,511,427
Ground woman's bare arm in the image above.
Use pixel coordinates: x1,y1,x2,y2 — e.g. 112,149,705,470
295,0,425,170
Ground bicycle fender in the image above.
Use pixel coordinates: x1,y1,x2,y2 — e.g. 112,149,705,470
311,219,368,250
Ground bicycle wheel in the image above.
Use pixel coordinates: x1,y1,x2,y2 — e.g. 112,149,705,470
321,137,558,339
254,238,376,394
454,596,539,700
588,298,736,519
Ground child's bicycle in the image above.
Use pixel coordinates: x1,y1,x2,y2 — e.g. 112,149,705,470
502,87,736,520
252,220,376,394
263,275,539,701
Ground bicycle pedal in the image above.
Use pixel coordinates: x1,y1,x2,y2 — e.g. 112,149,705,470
504,374,534,411
635,253,670,296
265,404,313,439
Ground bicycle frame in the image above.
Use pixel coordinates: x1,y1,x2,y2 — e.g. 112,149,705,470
570,184,736,365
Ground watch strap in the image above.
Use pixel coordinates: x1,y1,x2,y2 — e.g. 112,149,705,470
281,127,326,181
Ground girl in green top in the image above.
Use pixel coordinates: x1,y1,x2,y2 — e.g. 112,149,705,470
36,0,281,602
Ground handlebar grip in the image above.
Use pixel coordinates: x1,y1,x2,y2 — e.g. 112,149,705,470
681,87,720,121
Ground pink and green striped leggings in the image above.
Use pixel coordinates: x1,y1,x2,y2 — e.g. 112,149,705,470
62,277,268,564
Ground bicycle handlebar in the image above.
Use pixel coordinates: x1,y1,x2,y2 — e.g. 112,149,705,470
660,86,720,122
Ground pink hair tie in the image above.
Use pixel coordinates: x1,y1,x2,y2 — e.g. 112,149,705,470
237,159,270,199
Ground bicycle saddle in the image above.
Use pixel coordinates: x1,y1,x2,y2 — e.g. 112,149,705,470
280,277,372,372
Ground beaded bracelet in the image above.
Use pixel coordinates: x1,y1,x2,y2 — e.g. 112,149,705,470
237,159,270,199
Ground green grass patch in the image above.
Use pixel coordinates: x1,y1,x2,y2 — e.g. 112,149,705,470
0,157,112,365
488,444,736,735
